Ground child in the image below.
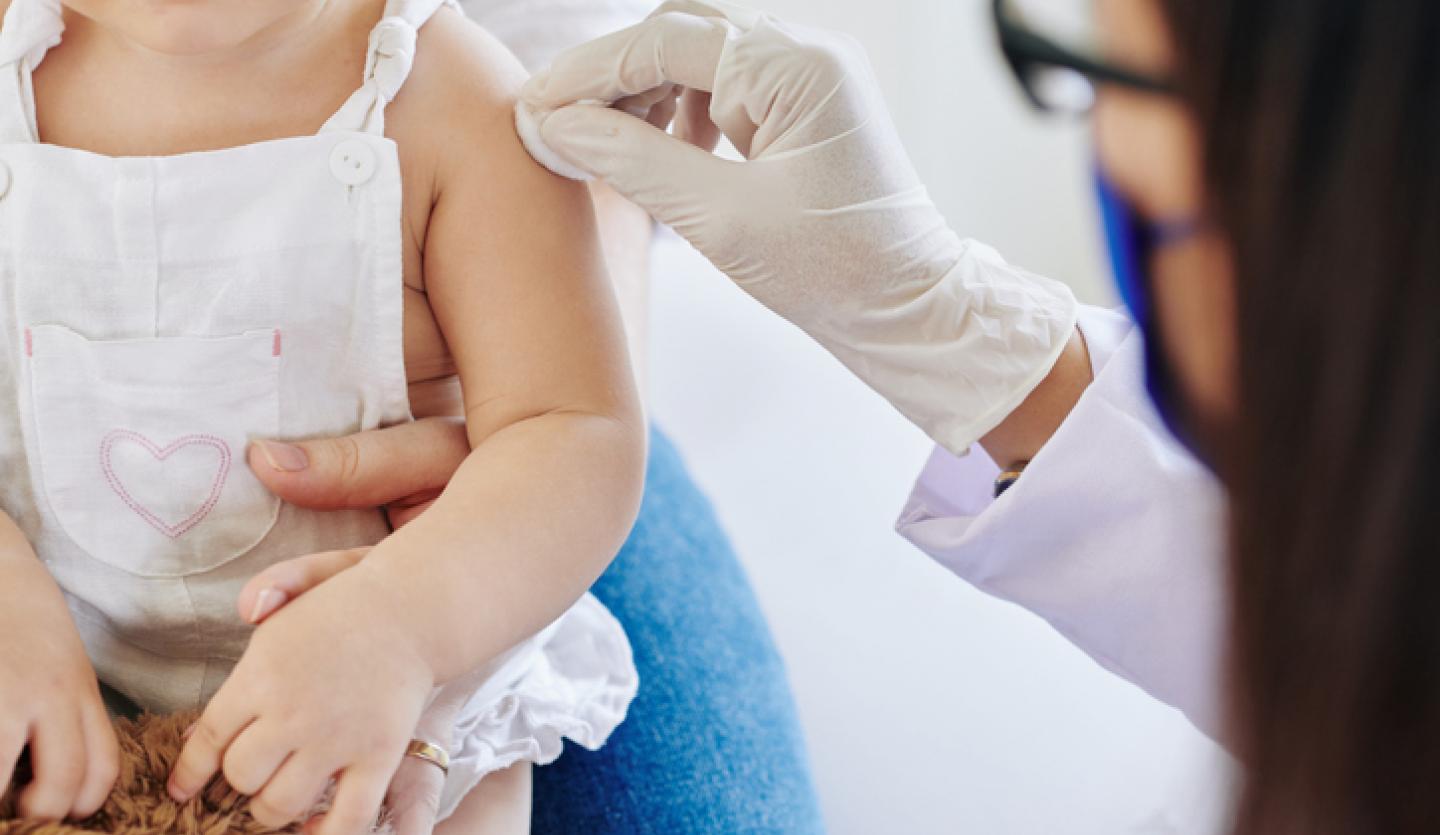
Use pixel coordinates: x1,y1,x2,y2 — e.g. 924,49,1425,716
0,0,646,833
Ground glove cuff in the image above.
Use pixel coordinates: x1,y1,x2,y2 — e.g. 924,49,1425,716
813,240,1080,456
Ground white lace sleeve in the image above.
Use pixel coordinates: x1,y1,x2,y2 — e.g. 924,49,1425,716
459,0,655,73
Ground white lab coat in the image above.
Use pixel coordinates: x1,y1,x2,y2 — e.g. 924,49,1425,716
896,305,1230,741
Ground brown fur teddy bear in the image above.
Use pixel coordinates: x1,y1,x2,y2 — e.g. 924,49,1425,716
0,712,392,835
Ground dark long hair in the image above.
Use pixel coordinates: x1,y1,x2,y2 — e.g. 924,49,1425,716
1155,0,1440,831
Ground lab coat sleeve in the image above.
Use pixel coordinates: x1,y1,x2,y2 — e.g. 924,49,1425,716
459,0,654,73
896,305,1229,741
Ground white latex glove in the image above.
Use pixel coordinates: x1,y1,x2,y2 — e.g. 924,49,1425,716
518,0,1079,454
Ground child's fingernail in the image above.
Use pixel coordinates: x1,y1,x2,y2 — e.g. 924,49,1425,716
254,440,309,472
248,588,288,623
182,722,197,741
167,781,190,803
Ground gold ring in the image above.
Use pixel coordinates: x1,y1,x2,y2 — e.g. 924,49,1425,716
404,739,450,775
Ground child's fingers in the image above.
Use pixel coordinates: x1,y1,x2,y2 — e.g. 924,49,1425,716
72,702,119,818
316,765,392,835
17,712,85,821
168,693,255,802
247,751,332,830
220,719,295,797
237,549,369,624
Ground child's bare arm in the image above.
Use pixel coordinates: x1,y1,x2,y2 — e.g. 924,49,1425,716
352,14,646,681
166,17,644,832
0,511,118,820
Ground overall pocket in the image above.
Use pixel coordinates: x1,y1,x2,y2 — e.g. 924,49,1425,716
25,324,282,577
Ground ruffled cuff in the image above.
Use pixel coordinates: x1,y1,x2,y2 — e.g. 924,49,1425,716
435,593,638,820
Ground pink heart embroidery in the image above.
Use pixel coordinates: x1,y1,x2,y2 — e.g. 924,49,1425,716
100,430,232,539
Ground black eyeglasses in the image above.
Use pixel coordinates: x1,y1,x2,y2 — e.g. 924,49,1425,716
993,0,1174,114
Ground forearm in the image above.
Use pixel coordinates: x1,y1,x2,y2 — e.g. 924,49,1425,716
978,328,1094,469
357,411,645,683
1,511,51,583
0,510,79,627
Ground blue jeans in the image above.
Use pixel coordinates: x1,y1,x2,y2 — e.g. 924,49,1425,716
531,429,826,834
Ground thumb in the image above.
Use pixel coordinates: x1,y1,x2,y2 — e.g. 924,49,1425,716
539,103,737,229
247,417,470,512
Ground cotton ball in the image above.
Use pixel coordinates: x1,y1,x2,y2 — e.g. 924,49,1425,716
513,100,594,182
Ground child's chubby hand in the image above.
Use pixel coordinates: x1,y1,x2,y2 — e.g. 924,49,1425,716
167,561,435,835
238,548,450,835
0,563,119,822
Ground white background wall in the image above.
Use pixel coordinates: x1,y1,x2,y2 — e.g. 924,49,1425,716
643,1,1237,833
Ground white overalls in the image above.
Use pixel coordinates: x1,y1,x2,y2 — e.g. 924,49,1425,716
0,0,637,819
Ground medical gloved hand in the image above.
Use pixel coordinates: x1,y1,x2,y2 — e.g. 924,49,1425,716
519,0,1079,453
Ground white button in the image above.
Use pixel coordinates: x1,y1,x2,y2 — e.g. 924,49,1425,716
329,140,377,186
0,161,12,200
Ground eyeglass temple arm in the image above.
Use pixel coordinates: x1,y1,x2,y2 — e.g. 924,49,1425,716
993,0,1175,96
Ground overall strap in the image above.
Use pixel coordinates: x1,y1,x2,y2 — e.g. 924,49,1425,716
0,0,64,143
319,0,460,136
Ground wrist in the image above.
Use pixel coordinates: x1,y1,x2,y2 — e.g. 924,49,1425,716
979,328,1093,466
343,556,446,686
0,559,79,632
348,547,503,687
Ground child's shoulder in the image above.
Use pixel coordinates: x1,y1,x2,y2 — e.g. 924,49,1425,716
388,6,530,173
386,5,577,290
412,6,529,100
